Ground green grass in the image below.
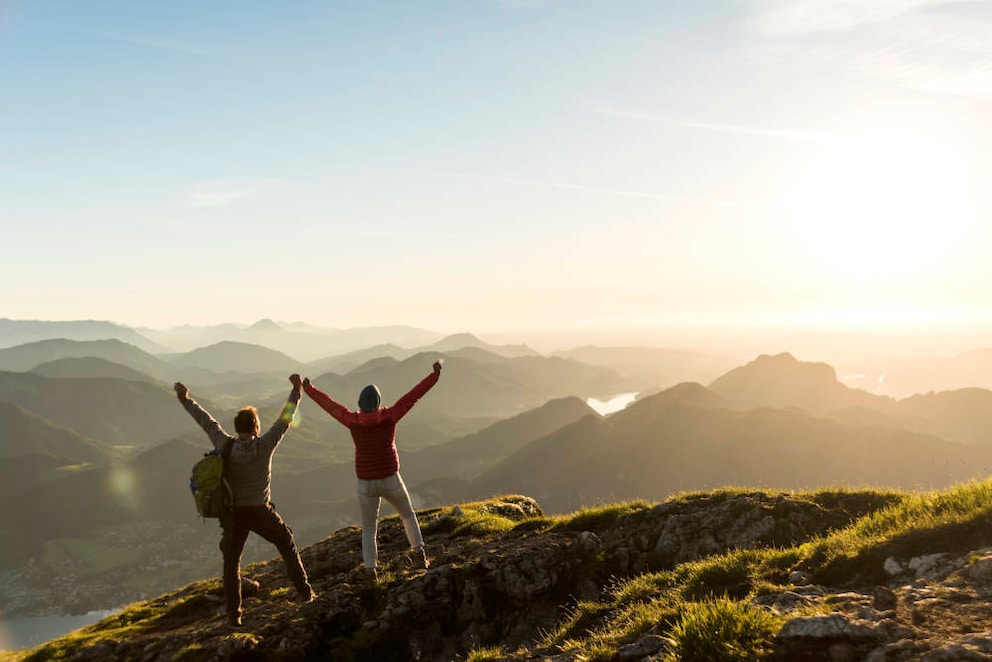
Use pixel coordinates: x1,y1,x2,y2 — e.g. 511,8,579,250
549,500,653,532
804,478,992,584
465,645,507,661
666,598,781,661
421,495,549,538
533,479,992,660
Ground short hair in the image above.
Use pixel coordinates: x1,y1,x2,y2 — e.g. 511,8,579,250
234,406,260,435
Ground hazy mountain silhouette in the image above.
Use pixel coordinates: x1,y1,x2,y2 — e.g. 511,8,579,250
168,340,305,374
405,396,597,479
305,335,541,376
467,382,992,512
704,353,992,447
553,345,741,390
0,372,197,449
0,338,169,377
884,388,992,445
709,352,886,414
306,343,409,375
848,346,992,397
0,400,110,463
426,332,539,357
0,319,165,353
0,452,79,498
137,320,443,361
30,356,156,382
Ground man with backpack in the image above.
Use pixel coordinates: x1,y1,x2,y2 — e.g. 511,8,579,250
174,374,315,627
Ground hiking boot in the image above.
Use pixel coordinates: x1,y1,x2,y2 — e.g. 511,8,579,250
228,613,242,627
365,566,379,582
413,547,430,570
298,589,317,604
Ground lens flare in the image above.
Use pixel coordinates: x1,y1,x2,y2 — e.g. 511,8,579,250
107,465,138,510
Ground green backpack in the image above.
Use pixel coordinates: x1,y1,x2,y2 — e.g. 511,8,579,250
189,439,234,519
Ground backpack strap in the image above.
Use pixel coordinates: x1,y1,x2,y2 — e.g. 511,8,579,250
220,438,235,460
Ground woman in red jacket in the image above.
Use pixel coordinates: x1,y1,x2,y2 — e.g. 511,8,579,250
303,360,442,575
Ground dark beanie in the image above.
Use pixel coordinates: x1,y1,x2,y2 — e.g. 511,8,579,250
358,384,381,412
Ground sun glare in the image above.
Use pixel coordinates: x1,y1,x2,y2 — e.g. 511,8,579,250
783,112,976,285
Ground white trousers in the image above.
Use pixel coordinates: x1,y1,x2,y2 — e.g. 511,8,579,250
357,472,424,569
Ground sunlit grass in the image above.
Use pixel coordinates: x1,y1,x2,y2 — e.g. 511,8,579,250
666,598,781,661
549,500,653,532
532,479,992,660
465,644,506,661
421,495,549,538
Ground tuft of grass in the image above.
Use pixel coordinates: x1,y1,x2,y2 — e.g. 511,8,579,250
540,600,612,647
666,598,780,661
422,496,547,538
270,586,292,600
610,571,677,605
550,501,653,532
465,645,506,661
675,549,761,601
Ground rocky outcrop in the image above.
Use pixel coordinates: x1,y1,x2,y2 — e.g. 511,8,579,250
21,490,975,662
753,547,992,661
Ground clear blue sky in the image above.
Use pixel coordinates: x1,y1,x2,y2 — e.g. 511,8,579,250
3,1,991,337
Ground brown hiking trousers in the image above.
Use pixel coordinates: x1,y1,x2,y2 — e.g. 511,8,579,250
220,502,312,620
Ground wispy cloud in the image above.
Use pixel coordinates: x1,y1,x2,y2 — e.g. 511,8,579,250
407,169,748,208
182,179,284,208
743,0,992,101
583,106,827,143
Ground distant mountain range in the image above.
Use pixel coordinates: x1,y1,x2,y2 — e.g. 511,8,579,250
0,319,167,354
137,319,446,360
429,353,992,512
0,338,169,377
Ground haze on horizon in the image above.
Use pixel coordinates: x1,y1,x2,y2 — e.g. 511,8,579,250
3,1,992,338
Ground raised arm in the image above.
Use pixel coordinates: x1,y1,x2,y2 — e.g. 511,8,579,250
387,361,442,422
302,377,353,426
174,382,232,450
257,374,303,450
